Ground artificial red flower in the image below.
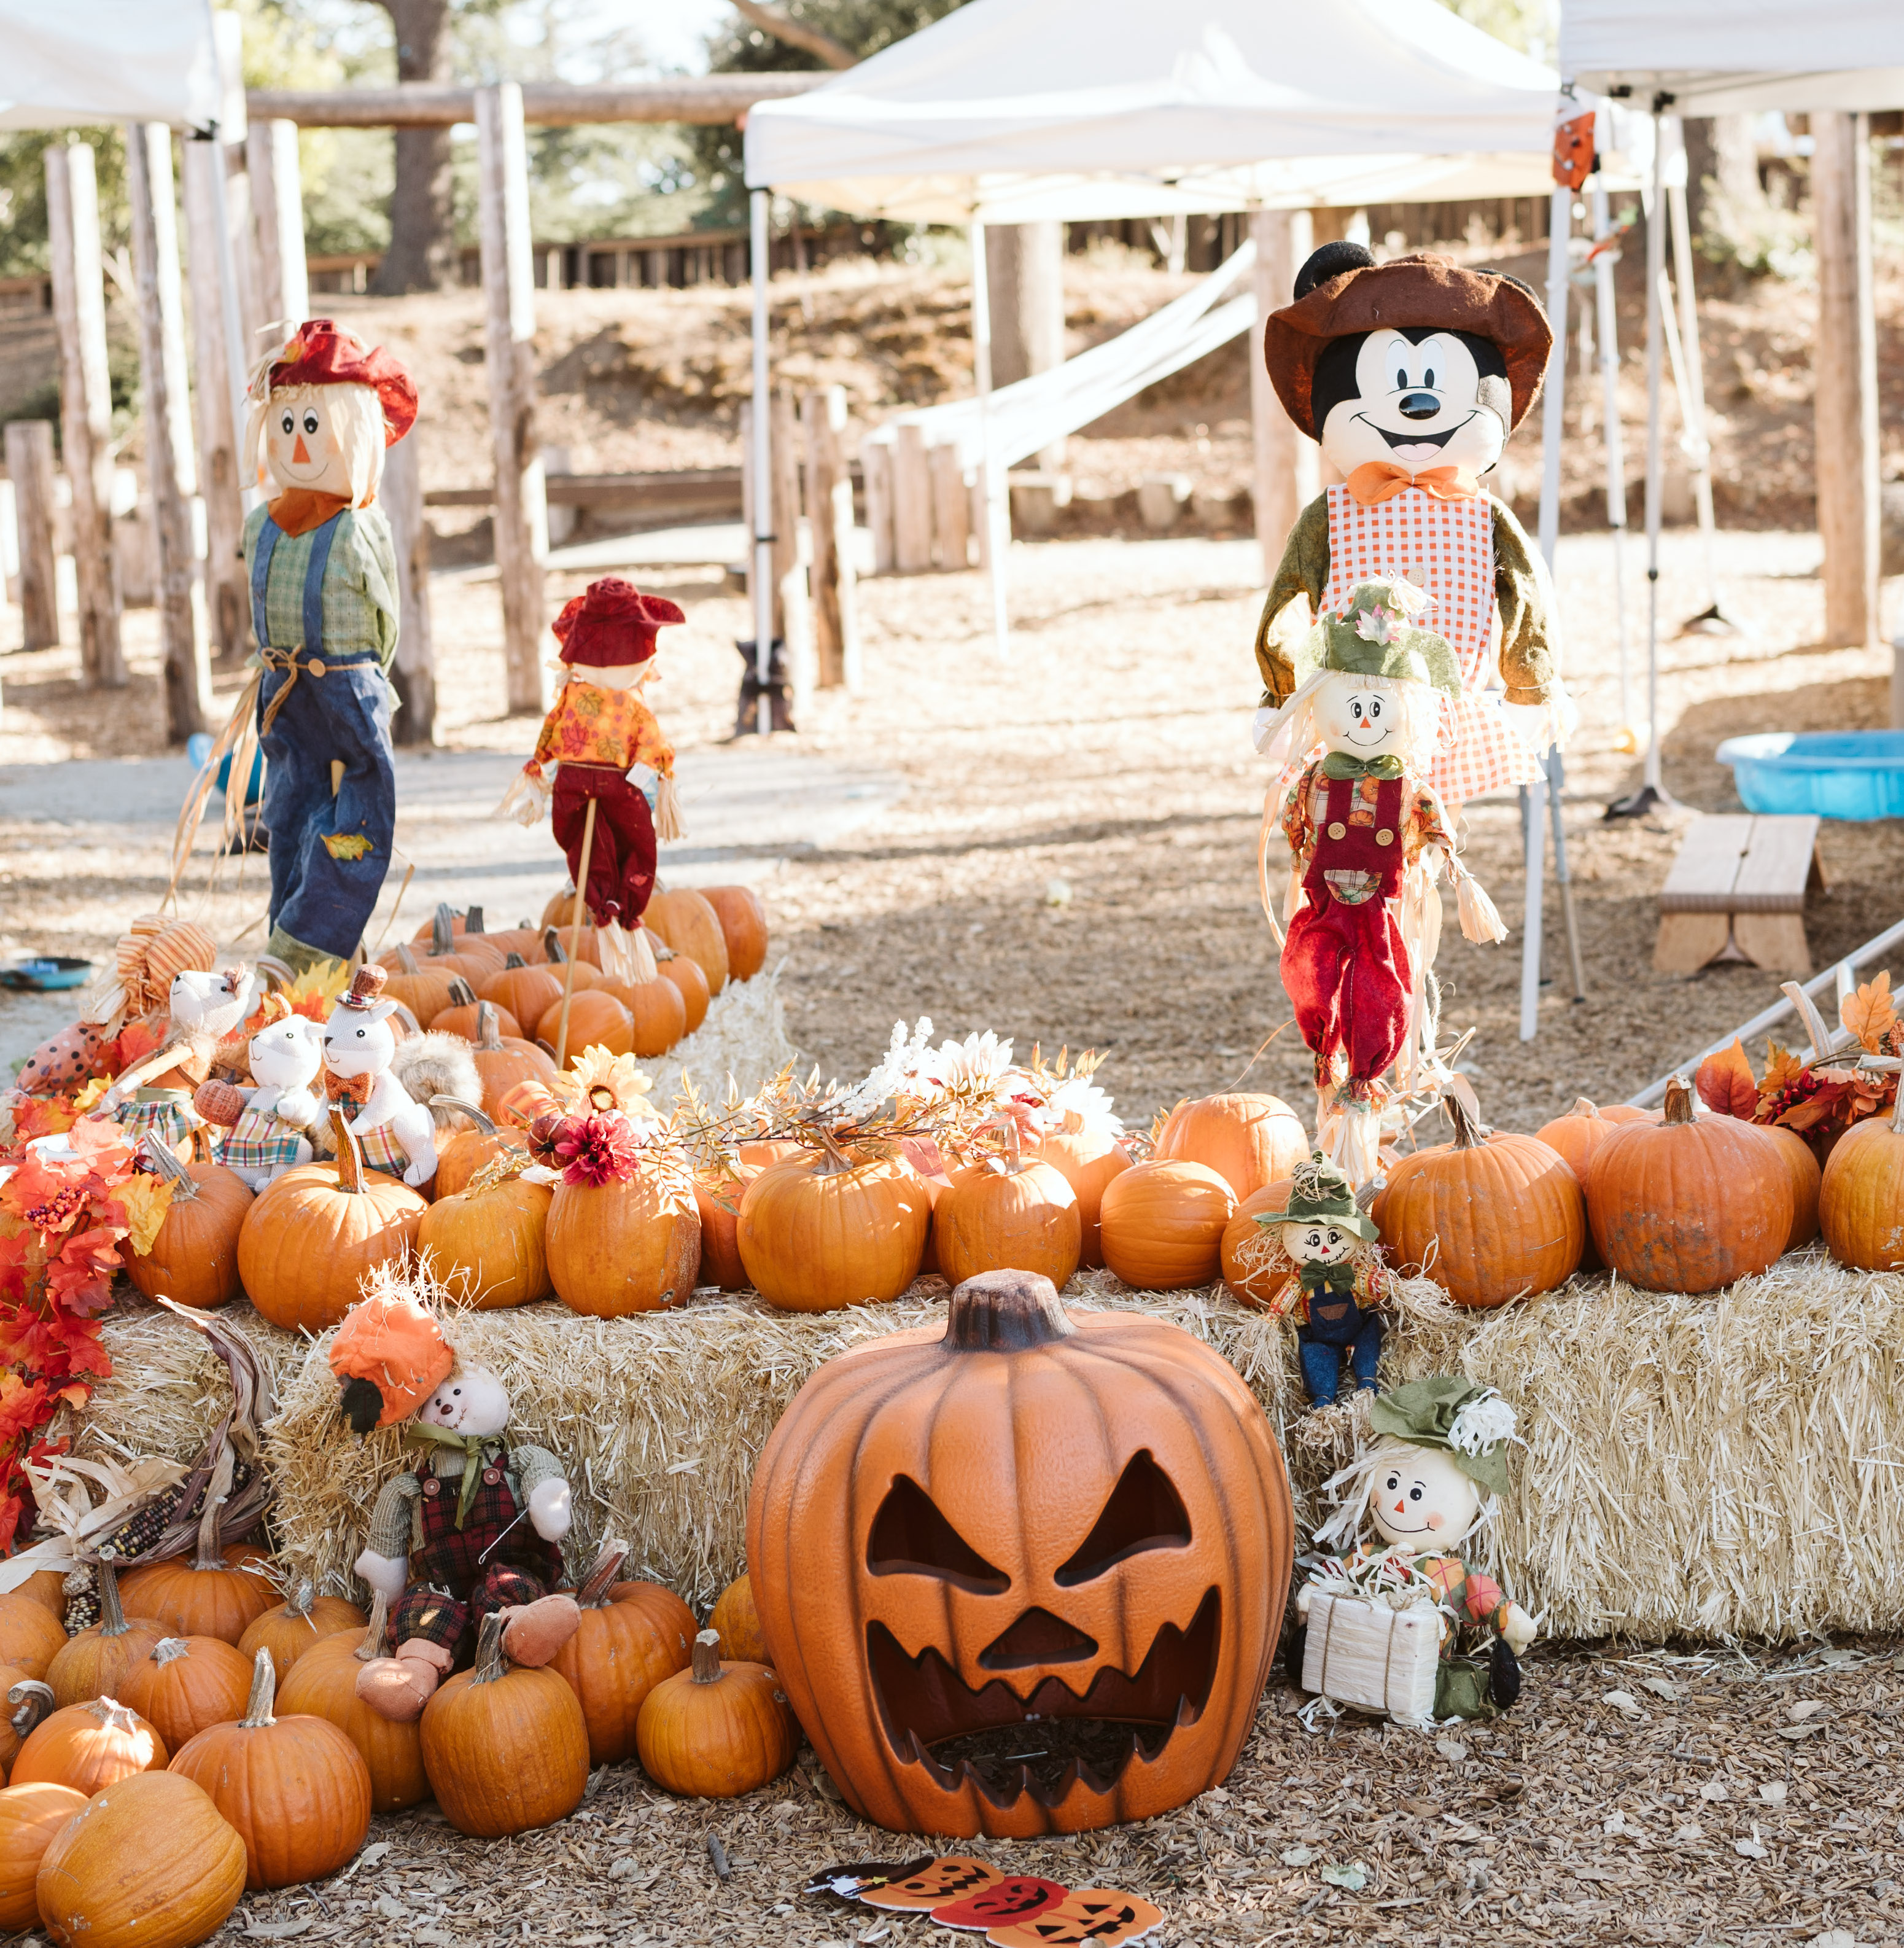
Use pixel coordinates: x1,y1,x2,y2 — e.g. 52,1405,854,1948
551,1112,639,1186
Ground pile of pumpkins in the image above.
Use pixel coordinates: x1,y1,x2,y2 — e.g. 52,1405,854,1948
123,886,769,1330
0,1543,793,1946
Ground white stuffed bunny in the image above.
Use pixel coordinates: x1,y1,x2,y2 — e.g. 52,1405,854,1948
168,965,260,1043
320,965,438,1188
195,1011,325,1189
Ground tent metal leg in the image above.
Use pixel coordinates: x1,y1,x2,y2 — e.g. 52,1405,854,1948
1591,182,1634,741
1519,772,1546,1041
1547,748,1587,1002
750,189,773,737
968,215,1009,654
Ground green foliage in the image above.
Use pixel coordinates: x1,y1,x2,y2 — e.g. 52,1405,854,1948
1431,0,1552,54
0,130,127,281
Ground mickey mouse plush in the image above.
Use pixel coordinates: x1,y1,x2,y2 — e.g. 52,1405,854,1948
1255,245,1569,812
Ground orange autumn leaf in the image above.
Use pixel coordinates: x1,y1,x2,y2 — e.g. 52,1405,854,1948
1841,971,1898,1054
1761,1045,1807,1097
1696,1038,1757,1119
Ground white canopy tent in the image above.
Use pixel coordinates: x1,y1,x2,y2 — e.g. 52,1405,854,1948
0,0,220,130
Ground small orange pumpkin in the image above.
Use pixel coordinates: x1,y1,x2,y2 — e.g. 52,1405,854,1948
377,944,457,1027
123,1147,254,1311
692,1166,755,1290
546,1152,701,1316
119,1635,252,1752
0,1781,86,1930
46,1565,168,1709
537,989,634,1062
1028,1125,1131,1270
645,888,729,995
1819,1083,1904,1271
702,886,769,982
654,945,710,1035
548,1542,696,1767
735,1147,930,1311
275,1592,428,1815
634,1628,796,1799
0,1592,68,1680
430,1099,532,1198
1218,1179,1294,1309
1097,1158,1236,1290
479,956,565,1032
10,1696,167,1794
1531,1097,1628,1271
418,1166,554,1309
1761,1121,1822,1252
933,1129,1081,1290
470,1003,559,1108
235,1583,367,1688
707,1574,769,1666
602,975,686,1058
117,1544,277,1650
432,978,519,1043
1152,1093,1310,1202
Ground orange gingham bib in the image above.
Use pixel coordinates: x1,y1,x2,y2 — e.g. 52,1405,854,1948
1319,484,1544,806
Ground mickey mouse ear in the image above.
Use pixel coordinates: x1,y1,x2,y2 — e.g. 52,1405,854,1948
1294,240,1376,301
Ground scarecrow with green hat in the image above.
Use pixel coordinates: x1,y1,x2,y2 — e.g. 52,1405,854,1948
1299,1374,1539,1721
1256,577,1507,1185
1253,1152,1393,1408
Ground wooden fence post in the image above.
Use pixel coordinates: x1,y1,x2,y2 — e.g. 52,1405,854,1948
891,421,934,574
44,141,125,685
928,442,970,571
4,423,59,651
862,438,894,574
126,122,212,741
476,82,548,717
180,134,249,658
1811,111,1881,660
247,119,309,330
1249,207,1318,585
802,385,858,689
382,426,435,744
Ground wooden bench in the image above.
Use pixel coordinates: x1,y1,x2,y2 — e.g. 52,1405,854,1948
1655,813,1825,975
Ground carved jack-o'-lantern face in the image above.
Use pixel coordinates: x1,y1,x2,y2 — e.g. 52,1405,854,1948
747,1271,1294,1837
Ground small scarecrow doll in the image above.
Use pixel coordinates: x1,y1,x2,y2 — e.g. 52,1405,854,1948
499,577,686,982
241,319,418,976
1264,579,1505,1183
1255,245,1570,812
331,1293,580,1723
1301,1374,1538,1721
1253,1154,1392,1408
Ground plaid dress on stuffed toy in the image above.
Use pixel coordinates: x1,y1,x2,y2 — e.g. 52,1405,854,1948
218,1102,309,1178
114,1089,205,1158
325,1076,411,1175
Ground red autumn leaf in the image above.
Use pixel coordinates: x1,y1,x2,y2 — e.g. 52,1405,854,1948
56,1331,112,1382
0,1495,25,1557
0,1231,32,1309
43,1226,122,1317
1696,1040,1758,1119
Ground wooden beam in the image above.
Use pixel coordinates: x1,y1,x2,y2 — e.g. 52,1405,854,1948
1249,207,1318,585
3,422,59,652
803,385,859,690
929,440,969,572
246,76,825,130
247,119,309,329
476,83,548,717
126,122,212,741
1811,110,1881,656
382,426,435,746
44,142,125,685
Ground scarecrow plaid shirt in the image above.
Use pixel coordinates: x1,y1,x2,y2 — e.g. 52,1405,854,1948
525,679,675,779
1342,1540,1513,1642
1281,762,1459,904
243,501,399,669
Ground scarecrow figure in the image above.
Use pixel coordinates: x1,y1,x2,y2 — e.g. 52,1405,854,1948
1300,1375,1538,1721
499,577,686,980
243,319,418,976
1255,244,1569,812
1262,579,1505,1182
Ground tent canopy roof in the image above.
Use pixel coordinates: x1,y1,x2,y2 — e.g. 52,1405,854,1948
745,0,1562,222
0,0,219,130
1561,0,1904,114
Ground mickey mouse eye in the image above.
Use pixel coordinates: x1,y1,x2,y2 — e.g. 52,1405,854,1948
1395,367,1407,390
1423,367,1436,389
301,410,320,435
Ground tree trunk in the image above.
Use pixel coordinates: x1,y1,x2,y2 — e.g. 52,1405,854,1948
1683,115,1768,248
372,0,456,294
985,222,1066,468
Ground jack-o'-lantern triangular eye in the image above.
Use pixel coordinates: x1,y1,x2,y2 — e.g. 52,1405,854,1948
1055,1449,1191,1587
867,1475,1009,1593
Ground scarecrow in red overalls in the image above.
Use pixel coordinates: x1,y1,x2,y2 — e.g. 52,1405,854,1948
1265,579,1506,1183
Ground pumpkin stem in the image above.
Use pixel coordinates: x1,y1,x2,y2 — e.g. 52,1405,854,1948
446,976,476,1008
468,1609,508,1686
96,1559,130,1638
394,944,420,975
1570,1097,1599,1118
83,1696,141,1732
332,1107,367,1194
810,1125,860,1175
1663,1077,1695,1127
240,1646,278,1728
138,1134,200,1202
577,1537,631,1610
430,1095,496,1136
354,1588,392,1663
943,1270,1075,1350
1445,1091,1486,1150
285,1580,316,1623
7,1680,53,1742
475,1004,504,1054
690,1627,723,1684
542,927,568,965
466,906,485,934
153,1637,192,1666
432,905,456,957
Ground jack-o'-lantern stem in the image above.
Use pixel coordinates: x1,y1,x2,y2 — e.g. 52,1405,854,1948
1663,1077,1695,1126
1445,1091,1485,1151
690,1627,723,1683
942,1271,1075,1351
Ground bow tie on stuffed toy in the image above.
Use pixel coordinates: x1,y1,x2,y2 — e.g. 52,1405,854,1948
1321,751,1405,782
1345,461,1481,506
1299,1260,1359,1298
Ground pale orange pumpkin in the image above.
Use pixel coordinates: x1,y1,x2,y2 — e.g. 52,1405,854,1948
470,1003,559,1107
1761,1121,1822,1252
45,1565,167,1709
1531,1097,1628,1271
1027,1126,1130,1271
119,1636,252,1752
702,886,769,982
548,1543,696,1767
1152,1093,1310,1202
635,1628,796,1799
10,1697,167,1794
479,956,565,1031
430,1099,531,1198
0,1781,85,1930
654,945,709,1035
0,1593,68,1680
1218,1179,1294,1309
645,888,729,995
537,989,634,1062
1097,1158,1236,1290
377,944,458,1027
275,1592,427,1814
546,1153,701,1315
933,1132,1081,1290
736,1147,930,1311
8,1572,69,1622
418,1168,554,1309
123,1147,254,1311
117,1545,277,1650
1819,1083,1904,1271
235,1583,367,1688
707,1574,769,1666
601,975,686,1058
431,978,519,1043
692,1166,755,1290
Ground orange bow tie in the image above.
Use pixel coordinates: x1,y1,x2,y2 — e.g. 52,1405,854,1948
1345,462,1481,507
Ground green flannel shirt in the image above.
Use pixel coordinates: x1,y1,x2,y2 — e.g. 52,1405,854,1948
243,501,400,672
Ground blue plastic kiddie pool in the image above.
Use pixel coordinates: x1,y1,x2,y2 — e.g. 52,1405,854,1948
0,957,93,992
1717,731,1904,821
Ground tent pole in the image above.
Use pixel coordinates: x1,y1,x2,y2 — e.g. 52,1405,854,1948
969,213,1008,655
1591,181,1633,741
750,187,774,736
1665,136,1723,624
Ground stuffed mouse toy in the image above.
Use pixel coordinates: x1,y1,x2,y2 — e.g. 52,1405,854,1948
321,965,439,1186
193,1008,325,1189
329,1293,580,1724
1256,244,1569,815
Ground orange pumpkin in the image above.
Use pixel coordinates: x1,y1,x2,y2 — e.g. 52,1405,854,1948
692,1167,755,1290
9,1572,69,1622
0,1782,85,1930
46,1565,167,1709
418,1169,554,1309
546,1153,701,1315
11,1697,167,1794
169,1648,371,1890
1028,1126,1130,1271
276,1592,428,1814
235,1584,367,1689
645,887,729,995
1218,1179,1294,1309
35,1767,247,1948
117,1545,277,1649
933,1137,1081,1290
470,1003,559,1107
123,1147,253,1311
1819,1085,1904,1270
747,1268,1294,1837
548,1543,696,1767
737,1139,802,1171
236,1113,427,1333
479,956,565,1032
1586,1078,1789,1292
1762,1121,1822,1252
431,1100,531,1198
1376,1096,1586,1307
0,1672,52,1774
601,975,686,1058
420,1613,589,1838
1097,1158,1236,1290
654,946,710,1035
377,944,457,1027
702,886,769,982
537,989,634,1062
1152,1093,1310,1202
543,921,603,968
707,1573,769,1666
0,1593,68,1680
432,978,519,1043
119,1636,252,1751
635,1628,796,1799
1531,1098,1628,1271
736,1148,930,1312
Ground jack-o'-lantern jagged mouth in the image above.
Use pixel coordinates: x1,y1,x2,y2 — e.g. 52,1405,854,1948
868,1589,1221,1807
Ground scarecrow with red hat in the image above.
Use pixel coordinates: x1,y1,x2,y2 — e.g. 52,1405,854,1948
240,320,419,975
499,577,686,970
1254,247,1571,812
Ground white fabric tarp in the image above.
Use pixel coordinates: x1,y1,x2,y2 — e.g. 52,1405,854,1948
745,0,1562,220
0,0,220,129
1562,0,1904,114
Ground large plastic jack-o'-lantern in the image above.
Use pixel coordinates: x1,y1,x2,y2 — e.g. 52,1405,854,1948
747,1270,1293,1837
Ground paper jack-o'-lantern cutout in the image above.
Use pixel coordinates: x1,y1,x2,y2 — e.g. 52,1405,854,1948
747,1270,1294,1837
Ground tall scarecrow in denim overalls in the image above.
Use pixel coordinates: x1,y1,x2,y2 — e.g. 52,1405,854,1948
242,321,418,976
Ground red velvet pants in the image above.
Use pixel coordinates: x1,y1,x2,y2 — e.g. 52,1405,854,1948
551,764,656,929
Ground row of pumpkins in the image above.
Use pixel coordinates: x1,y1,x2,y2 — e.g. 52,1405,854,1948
0,1548,788,1948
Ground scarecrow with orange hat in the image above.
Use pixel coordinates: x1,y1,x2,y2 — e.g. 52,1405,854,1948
241,319,419,975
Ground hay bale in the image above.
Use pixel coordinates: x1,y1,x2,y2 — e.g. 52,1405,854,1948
644,967,793,1107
